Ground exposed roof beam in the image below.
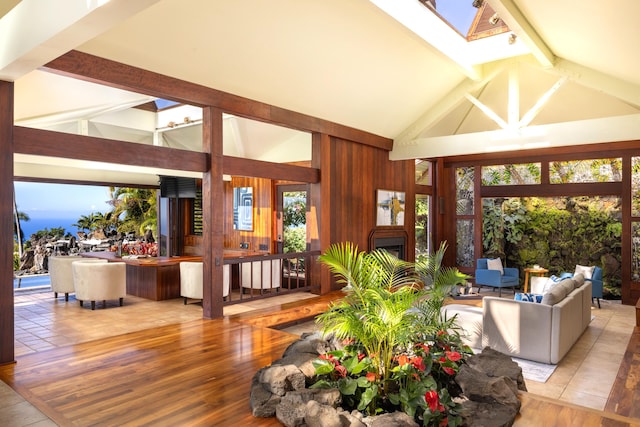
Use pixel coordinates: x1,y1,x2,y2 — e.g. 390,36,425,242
486,0,555,68
393,60,507,147
551,58,640,109
464,94,508,129
519,77,567,127
0,0,160,81
390,113,640,160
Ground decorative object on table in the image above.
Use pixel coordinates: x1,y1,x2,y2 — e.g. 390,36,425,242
110,242,158,257
475,258,519,296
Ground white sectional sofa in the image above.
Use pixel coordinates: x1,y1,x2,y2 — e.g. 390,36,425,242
443,273,592,364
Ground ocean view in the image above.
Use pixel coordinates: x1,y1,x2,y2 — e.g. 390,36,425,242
18,216,83,240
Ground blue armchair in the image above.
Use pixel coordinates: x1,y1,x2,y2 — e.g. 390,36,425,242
560,266,603,308
475,258,520,297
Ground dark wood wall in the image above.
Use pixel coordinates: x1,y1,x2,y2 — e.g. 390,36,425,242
317,136,415,291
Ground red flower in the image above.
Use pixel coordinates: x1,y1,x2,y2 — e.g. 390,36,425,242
440,416,448,426
442,366,455,375
365,372,377,382
437,330,447,337
415,343,430,353
397,354,410,366
320,354,337,365
425,390,440,412
411,356,426,372
335,364,347,378
357,353,365,361
439,357,447,363
445,351,462,362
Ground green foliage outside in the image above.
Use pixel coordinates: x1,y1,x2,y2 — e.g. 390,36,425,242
415,196,430,258
283,191,306,253
482,196,622,298
312,242,471,426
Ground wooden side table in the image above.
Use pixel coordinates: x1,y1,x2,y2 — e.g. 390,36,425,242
523,267,549,293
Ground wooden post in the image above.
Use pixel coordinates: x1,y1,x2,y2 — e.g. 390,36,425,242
0,80,15,364
201,107,224,319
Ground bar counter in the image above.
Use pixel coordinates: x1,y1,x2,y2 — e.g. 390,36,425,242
81,252,201,301
81,250,268,301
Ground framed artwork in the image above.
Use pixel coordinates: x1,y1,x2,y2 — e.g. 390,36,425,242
376,189,405,226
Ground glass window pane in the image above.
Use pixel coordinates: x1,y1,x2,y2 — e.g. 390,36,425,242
456,219,474,267
415,194,431,259
415,160,432,185
550,158,622,183
633,222,640,281
482,163,541,185
632,157,640,217
456,167,474,215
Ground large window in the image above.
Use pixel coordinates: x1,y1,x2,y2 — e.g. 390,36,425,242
456,167,474,267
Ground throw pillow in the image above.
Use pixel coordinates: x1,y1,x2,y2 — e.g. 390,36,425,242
514,292,543,303
487,258,504,275
542,275,561,293
574,264,595,279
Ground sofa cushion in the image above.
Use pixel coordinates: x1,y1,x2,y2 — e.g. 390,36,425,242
574,264,595,279
487,258,504,275
541,278,573,305
542,275,562,293
572,273,585,287
514,293,543,303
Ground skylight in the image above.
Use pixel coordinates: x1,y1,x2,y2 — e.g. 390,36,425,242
369,0,531,79
420,0,479,36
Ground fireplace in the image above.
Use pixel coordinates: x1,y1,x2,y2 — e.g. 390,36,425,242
368,228,408,260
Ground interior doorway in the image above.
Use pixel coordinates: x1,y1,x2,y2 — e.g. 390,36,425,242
275,184,308,254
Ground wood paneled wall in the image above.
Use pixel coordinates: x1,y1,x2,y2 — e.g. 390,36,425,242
316,136,414,291
224,177,273,252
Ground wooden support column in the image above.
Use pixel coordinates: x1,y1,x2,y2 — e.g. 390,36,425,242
0,80,15,364
202,107,224,319
310,132,332,294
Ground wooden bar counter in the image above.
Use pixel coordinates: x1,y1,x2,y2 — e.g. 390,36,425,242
81,252,201,301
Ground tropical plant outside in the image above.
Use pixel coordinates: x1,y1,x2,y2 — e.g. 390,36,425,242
310,242,471,426
283,191,306,253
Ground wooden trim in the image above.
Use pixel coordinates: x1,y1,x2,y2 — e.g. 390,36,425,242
14,176,159,189
0,81,15,364
443,139,640,166
43,50,393,151
14,126,208,173
224,155,319,183
480,182,622,198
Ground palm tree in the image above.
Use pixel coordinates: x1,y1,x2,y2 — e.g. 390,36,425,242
108,187,157,235
13,196,30,259
72,214,93,233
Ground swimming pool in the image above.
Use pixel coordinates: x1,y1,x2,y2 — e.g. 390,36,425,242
14,274,51,289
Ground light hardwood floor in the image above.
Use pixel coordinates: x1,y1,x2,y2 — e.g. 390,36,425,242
0,287,636,426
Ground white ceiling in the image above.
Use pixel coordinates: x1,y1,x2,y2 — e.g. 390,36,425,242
3,0,640,183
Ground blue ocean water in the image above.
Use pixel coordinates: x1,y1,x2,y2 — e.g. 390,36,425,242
17,217,82,239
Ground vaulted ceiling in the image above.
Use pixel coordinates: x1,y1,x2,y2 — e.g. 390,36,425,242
3,0,640,184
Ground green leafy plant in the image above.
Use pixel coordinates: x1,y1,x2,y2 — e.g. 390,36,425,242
311,242,471,426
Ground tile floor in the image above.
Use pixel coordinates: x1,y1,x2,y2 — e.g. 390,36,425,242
2,287,636,426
